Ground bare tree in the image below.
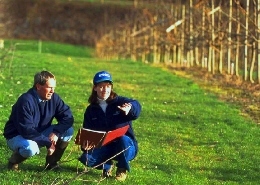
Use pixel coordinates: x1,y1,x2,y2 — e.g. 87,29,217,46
258,0,260,83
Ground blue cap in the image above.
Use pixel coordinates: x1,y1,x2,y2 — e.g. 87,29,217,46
93,71,113,85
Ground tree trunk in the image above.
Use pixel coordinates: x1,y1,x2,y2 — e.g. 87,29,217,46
250,42,256,83
244,0,249,81
218,2,223,73
189,0,194,66
227,0,232,74
201,5,206,68
235,1,240,76
258,0,260,83
181,4,185,66
211,0,215,74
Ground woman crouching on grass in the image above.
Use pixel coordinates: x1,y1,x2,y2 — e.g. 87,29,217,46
78,70,142,181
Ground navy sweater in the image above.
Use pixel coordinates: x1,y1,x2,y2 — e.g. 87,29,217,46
3,88,74,148
83,96,141,152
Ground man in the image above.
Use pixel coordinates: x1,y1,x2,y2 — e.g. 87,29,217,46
3,70,74,171
78,71,142,181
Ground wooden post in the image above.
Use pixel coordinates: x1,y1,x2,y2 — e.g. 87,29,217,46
38,39,42,54
0,39,4,49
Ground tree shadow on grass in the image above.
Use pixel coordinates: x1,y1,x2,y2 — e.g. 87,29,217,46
148,161,259,184
0,158,107,184
1,141,133,183
0,145,121,184
193,166,259,184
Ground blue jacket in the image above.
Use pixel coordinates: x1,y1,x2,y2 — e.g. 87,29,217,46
83,96,141,152
3,88,74,148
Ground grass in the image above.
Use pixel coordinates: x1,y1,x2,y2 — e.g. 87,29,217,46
0,40,259,185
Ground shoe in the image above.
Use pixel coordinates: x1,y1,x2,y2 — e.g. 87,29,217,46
8,161,19,171
115,168,127,181
45,140,69,171
8,152,27,171
45,162,58,170
102,165,113,178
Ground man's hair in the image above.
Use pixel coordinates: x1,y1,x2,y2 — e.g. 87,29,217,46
33,71,55,88
88,85,118,104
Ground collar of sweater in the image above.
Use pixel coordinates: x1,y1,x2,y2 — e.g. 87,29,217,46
97,98,108,112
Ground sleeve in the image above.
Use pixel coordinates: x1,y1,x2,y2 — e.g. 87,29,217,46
128,99,142,120
82,106,92,129
119,96,142,120
52,94,74,137
81,106,93,151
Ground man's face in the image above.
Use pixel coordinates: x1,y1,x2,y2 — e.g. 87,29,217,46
94,82,112,100
36,78,56,100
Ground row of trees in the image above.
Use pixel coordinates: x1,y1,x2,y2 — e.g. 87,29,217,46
2,0,260,83
96,0,260,83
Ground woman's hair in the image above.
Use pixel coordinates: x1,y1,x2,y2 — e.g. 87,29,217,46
33,71,55,88
88,84,118,104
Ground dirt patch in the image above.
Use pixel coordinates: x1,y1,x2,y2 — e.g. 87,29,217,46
167,66,260,124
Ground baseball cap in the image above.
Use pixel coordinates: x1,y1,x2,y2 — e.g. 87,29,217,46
93,71,113,85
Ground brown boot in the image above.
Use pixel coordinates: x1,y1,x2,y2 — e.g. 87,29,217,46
102,164,114,178
45,140,69,170
115,168,127,181
8,152,27,171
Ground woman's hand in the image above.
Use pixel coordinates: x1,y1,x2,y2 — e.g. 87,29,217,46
82,140,95,150
118,103,132,115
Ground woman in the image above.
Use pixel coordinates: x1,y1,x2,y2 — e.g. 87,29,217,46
78,70,142,181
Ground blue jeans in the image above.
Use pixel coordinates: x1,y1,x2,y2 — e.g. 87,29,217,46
79,135,137,172
6,126,74,158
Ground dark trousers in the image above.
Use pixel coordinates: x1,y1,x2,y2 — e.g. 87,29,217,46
79,135,137,171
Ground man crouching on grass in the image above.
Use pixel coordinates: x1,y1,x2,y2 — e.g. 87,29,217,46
3,71,74,171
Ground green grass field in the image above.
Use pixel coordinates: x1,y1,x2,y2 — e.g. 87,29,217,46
0,40,259,185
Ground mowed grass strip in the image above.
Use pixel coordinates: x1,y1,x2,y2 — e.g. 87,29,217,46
0,40,259,185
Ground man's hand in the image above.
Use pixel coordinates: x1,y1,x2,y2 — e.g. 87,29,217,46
118,103,132,115
47,143,55,156
49,132,58,145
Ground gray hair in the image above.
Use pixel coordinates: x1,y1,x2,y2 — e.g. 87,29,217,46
33,71,55,88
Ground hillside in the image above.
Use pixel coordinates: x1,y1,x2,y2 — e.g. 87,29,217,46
0,0,135,46
1,0,260,124
0,40,259,184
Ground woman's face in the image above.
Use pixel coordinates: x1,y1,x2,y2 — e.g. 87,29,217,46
94,82,112,100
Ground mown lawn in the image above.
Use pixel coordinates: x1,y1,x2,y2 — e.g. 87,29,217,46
0,40,259,185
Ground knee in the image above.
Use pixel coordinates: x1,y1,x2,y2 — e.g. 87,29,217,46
66,127,74,136
117,136,137,160
79,153,89,166
19,143,40,158
61,127,74,142
78,153,96,167
118,136,134,147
